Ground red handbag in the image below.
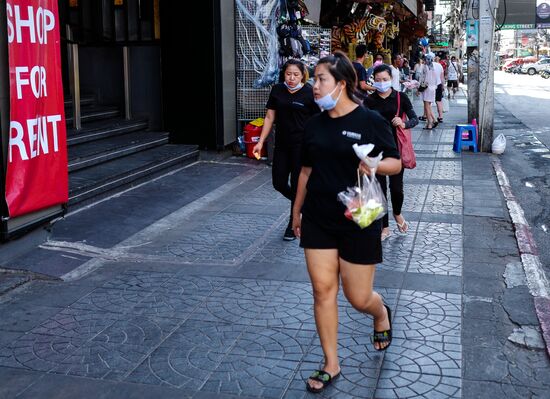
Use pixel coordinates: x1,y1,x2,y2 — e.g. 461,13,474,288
395,92,416,169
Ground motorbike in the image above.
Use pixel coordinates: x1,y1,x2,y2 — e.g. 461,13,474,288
511,65,523,74
541,68,550,79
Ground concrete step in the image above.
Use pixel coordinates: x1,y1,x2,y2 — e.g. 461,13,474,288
68,131,169,172
67,118,150,146
65,106,120,124
68,144,200,208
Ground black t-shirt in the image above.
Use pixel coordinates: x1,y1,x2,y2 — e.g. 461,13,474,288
300,106,400,232
266,83,319,147
364,90,416,142
352,61,369,98
352,61,368,84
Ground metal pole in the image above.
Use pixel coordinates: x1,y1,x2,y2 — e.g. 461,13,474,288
123,46,131,120
66,25,81,130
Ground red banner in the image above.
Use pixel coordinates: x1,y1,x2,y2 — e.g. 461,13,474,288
5,0,68,217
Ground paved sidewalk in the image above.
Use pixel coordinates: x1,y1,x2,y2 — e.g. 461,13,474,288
1,90,549,398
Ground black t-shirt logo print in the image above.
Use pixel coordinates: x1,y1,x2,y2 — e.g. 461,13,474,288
342,130,362,140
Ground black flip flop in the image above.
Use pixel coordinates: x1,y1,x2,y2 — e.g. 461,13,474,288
373,304,392,351
305,370,341,393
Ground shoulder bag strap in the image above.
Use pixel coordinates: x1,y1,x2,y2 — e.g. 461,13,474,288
395,91,401,117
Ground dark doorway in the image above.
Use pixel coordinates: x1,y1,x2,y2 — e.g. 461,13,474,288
160,1,217,149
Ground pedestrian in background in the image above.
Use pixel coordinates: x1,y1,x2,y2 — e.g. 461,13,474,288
364,64,418,240
292,51,402,394
253,59,319,241
433,55,445,123
419,54,439,130
352,43,375,99
390,53,403,91
446,55,460,99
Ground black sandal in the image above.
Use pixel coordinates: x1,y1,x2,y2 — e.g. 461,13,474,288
305,370,340,393
373,304,392,351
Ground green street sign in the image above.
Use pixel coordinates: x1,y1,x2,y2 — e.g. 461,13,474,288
435,41,449,46
500,23,535,30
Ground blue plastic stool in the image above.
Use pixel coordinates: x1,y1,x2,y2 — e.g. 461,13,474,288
453,124,479,153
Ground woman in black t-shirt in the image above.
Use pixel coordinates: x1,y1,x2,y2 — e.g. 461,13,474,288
253,59,319,241
364,64,419,240
292,52,402,394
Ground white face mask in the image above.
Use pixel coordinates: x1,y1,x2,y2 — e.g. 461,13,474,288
314,83,342,111
373,81,392,93
284,81,303,92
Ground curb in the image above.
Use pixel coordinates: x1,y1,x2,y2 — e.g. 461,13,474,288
492,157,550,357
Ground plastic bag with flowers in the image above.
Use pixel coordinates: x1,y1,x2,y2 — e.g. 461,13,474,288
337,144,387,229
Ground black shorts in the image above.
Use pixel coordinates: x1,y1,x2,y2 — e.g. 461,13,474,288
299,216,382,265
447,80,458,88
435,84,444,101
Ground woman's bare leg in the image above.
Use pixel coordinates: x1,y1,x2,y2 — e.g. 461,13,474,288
305,248,341,390
339,259,390,350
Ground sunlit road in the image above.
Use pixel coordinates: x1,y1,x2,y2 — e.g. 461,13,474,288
493,70,550,273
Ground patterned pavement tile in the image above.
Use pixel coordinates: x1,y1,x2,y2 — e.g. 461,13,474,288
69,287,151,314
249,299,316,331
101,270,175,292
165,212,282,263
416,222,463,236
271,282,313,305
409,248,462,276
375,339,461,398
229,327,315,361
432,161,462,180
161,320,247,351
239,184,288,206
92,315,183,346
0,333,84,372
129,292,205,318
160,275,218,297
379,231,416,272
252,236,305,265
409,234,463,276
186,296,264,325
423,186,463,215
51,341,150,380
436,149,461,159
405,161,434,180
202,355,298,398
401,185,429,213
124,345,218,389
393,290,461,344
30,308,119,340
414,144,440,150
210,278,283,301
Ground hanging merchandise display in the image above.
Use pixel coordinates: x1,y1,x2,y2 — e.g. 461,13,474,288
235,0,329,122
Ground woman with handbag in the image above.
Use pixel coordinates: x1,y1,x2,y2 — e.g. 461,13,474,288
364,64,419,240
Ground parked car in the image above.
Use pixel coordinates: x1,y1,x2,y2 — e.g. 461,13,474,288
503,58,521,72
521,58,550,75
502,56,538,72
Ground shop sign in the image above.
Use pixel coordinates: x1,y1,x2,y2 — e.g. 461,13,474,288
4,0,68,217
536,0,550,28
465,19,479,47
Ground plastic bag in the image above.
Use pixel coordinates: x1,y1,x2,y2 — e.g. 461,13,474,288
338,173,387,229
442,97,450,113
492,133,506,154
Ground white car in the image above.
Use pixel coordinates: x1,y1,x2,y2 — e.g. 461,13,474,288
521,58,550,75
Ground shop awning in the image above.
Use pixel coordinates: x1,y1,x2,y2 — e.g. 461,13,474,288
400,0,418,16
